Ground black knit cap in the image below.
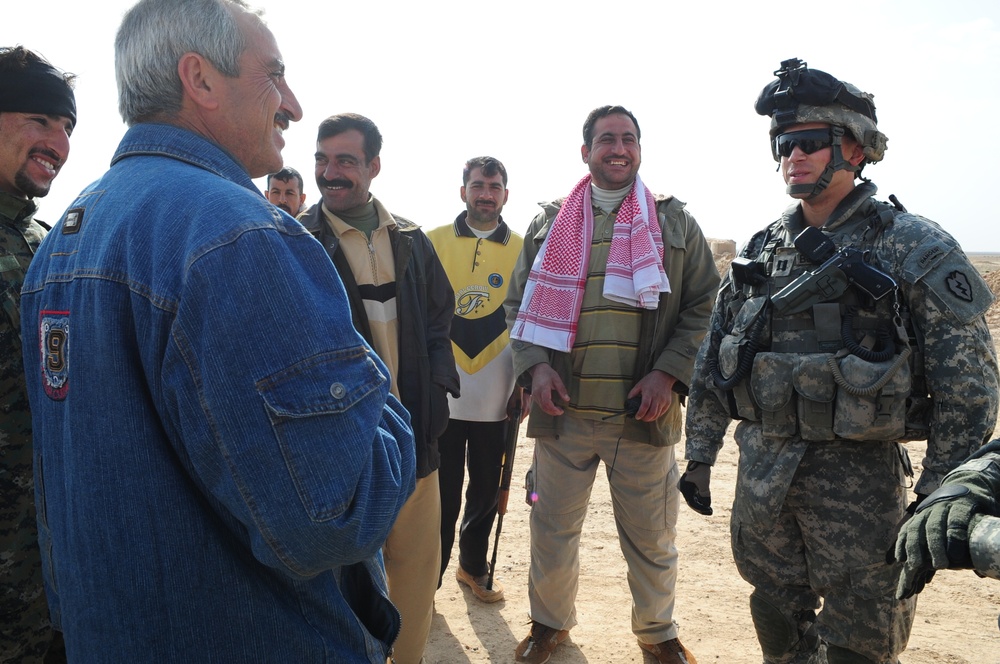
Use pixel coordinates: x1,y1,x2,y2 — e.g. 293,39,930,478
0,49,76,127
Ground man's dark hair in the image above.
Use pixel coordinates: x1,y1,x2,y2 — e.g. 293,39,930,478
316,113,383,163
0,46,76,85
463,156,507,187
0,46,77,126
582,105,641,148
267,167,303,190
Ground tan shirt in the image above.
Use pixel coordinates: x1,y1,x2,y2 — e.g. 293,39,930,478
322,200,401,398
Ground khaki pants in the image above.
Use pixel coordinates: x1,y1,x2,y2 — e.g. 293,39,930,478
527,415,681,644
384,472,442,664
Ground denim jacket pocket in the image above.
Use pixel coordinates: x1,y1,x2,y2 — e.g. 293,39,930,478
257,347,388,521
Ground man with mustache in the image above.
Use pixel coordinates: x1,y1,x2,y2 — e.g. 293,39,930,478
19,1,416,661
300,112,459,664
0,44,75,664
504,105,719,664
427,156,524,603
266,166,306,216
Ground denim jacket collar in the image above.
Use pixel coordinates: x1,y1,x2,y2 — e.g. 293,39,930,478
112,123,261,196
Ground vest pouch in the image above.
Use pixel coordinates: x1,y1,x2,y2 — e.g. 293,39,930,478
750,352,797,438
718,334,759,421
833,353,911,441
791,353,836,441
718,296,770,421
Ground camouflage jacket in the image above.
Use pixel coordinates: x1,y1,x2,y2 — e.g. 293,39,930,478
686,182,999,502
961,442,1000,580
0,190,54,659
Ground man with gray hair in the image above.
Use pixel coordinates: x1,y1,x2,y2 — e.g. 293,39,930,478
0,44,75,664
19,1,415,661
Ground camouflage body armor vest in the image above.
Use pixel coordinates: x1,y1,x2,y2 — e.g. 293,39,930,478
709,211,929,443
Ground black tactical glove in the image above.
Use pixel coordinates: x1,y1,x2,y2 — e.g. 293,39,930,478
892,473,996,599
679,460,713,516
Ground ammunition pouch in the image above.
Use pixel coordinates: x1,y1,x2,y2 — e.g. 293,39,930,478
715,296,770,420
830,350,911,441
747,349,910,442
713,211,930,442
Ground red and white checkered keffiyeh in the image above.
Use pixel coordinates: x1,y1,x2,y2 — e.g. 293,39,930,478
510,174,670,352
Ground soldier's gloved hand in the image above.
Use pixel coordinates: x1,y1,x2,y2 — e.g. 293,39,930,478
679,460,713,516
892,473,995,599
885,493,926,565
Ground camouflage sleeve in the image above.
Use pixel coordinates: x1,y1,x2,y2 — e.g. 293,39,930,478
0,220,53,653
959,451,1000,579
891,217,1000,494
684,271,737,465
970,517,1000,581
684,226,776,465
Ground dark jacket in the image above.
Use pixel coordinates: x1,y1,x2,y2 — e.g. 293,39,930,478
300,202,460,478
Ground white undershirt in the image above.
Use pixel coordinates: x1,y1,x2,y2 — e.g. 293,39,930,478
591,182,630,213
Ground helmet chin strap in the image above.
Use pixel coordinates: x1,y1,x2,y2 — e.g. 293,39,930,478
785,126,859,199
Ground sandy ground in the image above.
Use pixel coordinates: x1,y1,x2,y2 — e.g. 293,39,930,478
427,431,1000,663
425,255,1000,664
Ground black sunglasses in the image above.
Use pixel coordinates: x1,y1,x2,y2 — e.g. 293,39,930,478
773,129,833,159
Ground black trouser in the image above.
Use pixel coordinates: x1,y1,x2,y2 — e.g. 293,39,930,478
437,418,505,583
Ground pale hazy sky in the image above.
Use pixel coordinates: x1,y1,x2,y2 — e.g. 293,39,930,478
7,0,1000,249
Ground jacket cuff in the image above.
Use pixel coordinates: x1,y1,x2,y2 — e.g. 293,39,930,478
684,438,720,466
653,347,696,388
510,341,550,391
432,373,461,398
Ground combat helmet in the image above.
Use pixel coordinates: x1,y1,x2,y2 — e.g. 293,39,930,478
755,58,888,198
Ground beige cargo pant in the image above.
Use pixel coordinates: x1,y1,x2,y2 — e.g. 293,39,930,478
526,415,682,645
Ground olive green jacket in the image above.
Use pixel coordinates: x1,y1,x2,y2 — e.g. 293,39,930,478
504,193,720,446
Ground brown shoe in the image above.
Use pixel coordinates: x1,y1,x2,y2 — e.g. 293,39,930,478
456,566,504,603
514,621,569,664
638,637,698,664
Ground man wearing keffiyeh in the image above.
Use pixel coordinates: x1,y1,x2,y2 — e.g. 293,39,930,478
504,105,720,664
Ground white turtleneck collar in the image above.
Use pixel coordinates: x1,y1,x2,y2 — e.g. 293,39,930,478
590,181,631,213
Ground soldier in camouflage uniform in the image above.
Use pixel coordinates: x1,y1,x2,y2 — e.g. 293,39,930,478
682,59,999,664
894,439,1000,603
0,46,75,663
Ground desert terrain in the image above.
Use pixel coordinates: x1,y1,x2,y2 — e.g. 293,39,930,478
425,253,1000,664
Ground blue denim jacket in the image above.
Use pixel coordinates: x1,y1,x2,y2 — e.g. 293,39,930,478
20,123,416,663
